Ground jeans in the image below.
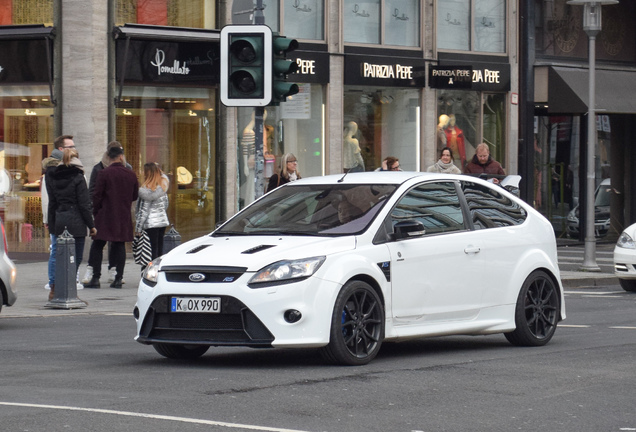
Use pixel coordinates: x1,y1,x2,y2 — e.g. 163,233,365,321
48,234,57,286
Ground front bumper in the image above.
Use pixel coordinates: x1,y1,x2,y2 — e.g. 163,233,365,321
135,269,341,349
0,253,17,306
614,246,636,280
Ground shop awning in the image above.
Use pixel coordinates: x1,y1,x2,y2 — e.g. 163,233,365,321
549,66,636,114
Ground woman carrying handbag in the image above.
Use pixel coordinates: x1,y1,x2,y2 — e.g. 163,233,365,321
135,163,170,270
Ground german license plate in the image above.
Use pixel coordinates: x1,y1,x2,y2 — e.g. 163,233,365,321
171,297,221,313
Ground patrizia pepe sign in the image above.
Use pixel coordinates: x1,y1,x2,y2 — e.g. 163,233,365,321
429,63,510,92
116,39,219,85
345,54,426,87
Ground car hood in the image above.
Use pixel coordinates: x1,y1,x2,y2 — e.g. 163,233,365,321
159,235,357,271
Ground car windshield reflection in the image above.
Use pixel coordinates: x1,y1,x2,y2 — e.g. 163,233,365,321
215,184,398,236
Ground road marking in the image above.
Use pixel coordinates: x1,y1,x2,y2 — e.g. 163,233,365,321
0,402,309,432
609,326,636,330
564,291,618,295
560,324,591,328
582,295,624,298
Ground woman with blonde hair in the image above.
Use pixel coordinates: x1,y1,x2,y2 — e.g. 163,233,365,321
46,148,97,299
267,153,301,192
135,163,170,265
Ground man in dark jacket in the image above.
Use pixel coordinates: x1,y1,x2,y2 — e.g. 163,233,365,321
464,143,506,176
85,146,138,288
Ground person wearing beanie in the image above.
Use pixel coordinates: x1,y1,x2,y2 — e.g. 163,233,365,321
85,145,138,289
83,141,133,285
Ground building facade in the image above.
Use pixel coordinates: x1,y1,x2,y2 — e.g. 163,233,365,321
0,0,520,259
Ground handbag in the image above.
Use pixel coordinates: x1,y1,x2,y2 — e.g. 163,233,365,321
132,230,152,266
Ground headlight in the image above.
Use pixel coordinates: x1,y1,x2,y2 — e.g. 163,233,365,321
248,256,326,287
142,257,162,284
617,232,636,249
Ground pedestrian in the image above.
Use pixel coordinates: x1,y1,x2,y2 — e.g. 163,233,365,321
267,153,300,192
46,148,97,300
375,156,401,171
135,162,170,266
82,141,133,285
464,143,506,176
84,145,138,289
427,147,461,174
41,148,63,299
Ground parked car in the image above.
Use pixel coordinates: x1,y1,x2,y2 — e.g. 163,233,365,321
566,178,611,238
0,216,17,314
613,222,636,292
134,172,566,365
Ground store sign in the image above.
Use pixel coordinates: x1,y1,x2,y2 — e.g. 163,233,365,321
0,39,52,84
288,50,330,84
429,63,510,91
345,54,426,87
116,39,219,85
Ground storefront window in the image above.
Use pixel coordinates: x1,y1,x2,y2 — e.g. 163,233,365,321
344,0,420,47
237,83,324,209
437,0,506,53
344,86,420,172
0,86,55,255
0,1,53,25
117,86,217,242
115,0,216,29
283,0,324,40
437,89,479,169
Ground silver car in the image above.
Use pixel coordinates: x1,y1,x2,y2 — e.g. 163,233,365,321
0,217,17,313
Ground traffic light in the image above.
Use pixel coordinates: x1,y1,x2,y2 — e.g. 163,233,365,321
270,34,299,105
220,25,272,107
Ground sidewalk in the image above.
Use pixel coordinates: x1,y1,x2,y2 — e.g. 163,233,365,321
1,246,619,318
1,258,141,318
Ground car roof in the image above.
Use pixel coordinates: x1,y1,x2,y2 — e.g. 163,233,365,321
291,171,462,186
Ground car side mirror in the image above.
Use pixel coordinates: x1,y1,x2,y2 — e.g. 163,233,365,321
394,220,426,240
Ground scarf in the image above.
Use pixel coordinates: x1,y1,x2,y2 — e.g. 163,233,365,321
434,159,458,173
288,171,298,182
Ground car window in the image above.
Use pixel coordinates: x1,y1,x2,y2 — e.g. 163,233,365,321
215,183,397,236
595,183,611,207
461,181,527,229
389,181,465,235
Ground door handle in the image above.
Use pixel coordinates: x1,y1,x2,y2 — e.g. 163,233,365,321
464,246,481,254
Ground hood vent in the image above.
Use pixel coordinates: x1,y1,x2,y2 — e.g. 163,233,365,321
187,244,212,254
242,244,275,254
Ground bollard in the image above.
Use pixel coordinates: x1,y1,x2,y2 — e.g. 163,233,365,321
163,225,181,254
45,229,87,309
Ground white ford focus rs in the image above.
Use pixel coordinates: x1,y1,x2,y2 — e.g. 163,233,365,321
134,172,566,365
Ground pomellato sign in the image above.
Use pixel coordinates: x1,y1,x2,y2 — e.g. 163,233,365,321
429,63,510,91
116,39,219,85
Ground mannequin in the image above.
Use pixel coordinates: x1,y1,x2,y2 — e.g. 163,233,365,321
240,109,268,204
437,114,450,154
343,121,364,173
264,124,275,178
444,114,466,168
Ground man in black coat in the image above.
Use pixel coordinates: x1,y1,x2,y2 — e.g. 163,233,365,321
85,146,138,289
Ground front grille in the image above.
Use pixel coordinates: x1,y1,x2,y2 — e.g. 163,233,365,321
138,295,274,346
161,265,247,283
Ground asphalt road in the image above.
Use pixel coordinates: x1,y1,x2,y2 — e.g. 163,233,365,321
1,283,635,432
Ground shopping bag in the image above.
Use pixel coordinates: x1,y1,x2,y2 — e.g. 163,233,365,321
132,230,152,266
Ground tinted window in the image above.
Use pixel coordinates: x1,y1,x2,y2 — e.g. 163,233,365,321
462,181,527,229
390,182,465,235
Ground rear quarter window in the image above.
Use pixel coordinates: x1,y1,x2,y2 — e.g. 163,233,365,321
461,181,527,229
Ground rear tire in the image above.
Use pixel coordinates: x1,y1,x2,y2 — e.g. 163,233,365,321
153,343,209,359
320,280,384,366
619,279,636,292
505,270,559,347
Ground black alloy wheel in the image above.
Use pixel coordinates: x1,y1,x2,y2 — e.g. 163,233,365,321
505,270,560,346
320,280,384,366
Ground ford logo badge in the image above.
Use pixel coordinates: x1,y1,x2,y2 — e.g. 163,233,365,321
189,273,205,282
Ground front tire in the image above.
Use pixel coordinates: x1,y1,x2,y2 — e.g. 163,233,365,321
153,343,209,359
320,280,384,366
619,279,636,292
505,270,559,347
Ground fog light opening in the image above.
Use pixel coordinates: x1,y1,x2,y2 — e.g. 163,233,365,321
284,309,302,323
133,307,140,319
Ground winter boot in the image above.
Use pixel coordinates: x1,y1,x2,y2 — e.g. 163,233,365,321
84,276,101,289
110,277,123,289
48,283,55,301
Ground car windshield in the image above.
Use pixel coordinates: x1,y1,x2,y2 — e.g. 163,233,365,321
595,183,611,207
215,183,398,236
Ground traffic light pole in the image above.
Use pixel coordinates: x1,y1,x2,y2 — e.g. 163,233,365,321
253,0,265,199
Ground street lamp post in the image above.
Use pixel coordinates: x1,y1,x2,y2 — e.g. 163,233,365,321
567,0,618,271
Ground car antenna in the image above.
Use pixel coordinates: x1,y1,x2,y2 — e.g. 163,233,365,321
338,171,348,183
